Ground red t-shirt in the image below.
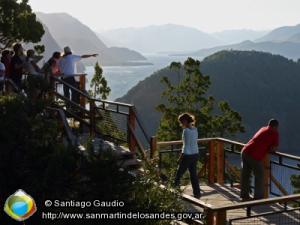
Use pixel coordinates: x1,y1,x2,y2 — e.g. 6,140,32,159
242,126,279,161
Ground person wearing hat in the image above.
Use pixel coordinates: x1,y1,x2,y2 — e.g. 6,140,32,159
240,119,279,200
59,46,98,102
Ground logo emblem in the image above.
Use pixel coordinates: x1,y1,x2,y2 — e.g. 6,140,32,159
4,189,37,221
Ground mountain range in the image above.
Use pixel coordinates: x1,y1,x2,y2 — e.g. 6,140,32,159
212,29,268,45
117,51,300,152
34,12,300,64
99,25,269,53
258,24,300,43
99,24,222,53
186,40,300,60
35,13,147,66
180,24,300,60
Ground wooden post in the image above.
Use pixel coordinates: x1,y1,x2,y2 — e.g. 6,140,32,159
215,210,227,225
263,154,270,198
206,209,215,225
128,107,136,154
208,141,216,184
89,100,96,136
150,136,158,159
216,141,225,185
79,74,86,108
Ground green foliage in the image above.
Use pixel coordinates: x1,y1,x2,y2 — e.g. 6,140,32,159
0,0,45,49
23,74,51,100
156,57,244,141
89,62,111,100
0,94,185,224
291,166,300,207
34,44,45,55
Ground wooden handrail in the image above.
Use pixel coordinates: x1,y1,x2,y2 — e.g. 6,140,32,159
93,98,133,108
51,76,90,98
182,192,300,212
211,193,300,211
157,137,300,161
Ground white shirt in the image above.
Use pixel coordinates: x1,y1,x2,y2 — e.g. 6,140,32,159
0,62,5,81
59,54,81,77
182,127,199,155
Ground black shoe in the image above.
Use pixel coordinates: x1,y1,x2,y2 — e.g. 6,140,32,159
193,194,201,199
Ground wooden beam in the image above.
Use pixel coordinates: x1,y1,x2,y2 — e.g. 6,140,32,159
89,100,96,136
215,210,226,225
263,155,270,198
128,107,136,154
216,141,224,184
150,136,158,159
208,141,216,184
270,174,289,195
210,193,300,211
79,74,86,108
206,209,214,225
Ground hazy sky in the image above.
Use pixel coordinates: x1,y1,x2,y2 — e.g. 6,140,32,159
29,0,300,32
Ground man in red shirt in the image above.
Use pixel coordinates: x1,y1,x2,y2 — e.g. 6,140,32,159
240,119,279,200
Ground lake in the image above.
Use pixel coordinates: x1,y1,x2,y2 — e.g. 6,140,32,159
84,54,196,100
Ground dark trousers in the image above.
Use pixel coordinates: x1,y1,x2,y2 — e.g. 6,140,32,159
63,77,80,104
175,154,201,197
240,151,264,199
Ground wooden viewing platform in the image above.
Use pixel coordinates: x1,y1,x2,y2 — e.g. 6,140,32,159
152,137,300,225
183,184,300,224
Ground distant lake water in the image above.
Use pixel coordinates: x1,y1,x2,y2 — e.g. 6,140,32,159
85,54,196,100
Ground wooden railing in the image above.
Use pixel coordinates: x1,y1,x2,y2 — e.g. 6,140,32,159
50,74,149,160
151,137,300,225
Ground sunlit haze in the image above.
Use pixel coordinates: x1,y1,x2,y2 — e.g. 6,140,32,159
29,0,300,32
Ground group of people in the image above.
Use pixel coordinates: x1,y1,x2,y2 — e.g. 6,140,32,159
0,43,43,90
0,43,98,101
175,113,279,201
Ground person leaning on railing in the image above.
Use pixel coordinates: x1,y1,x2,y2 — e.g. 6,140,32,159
240,119,279,201
59,46,98,103
174,113,201,199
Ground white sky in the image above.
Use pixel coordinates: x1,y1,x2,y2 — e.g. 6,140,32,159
29,0,300,32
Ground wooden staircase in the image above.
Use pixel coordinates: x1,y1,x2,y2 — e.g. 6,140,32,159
49,74,147,175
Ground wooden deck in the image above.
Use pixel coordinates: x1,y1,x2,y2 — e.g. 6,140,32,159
182,184,300,224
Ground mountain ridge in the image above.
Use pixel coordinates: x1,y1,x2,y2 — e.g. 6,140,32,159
36,12,147,66
99,24,222,53
117,50,300,152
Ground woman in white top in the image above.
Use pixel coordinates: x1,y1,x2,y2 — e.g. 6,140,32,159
174,113,201,198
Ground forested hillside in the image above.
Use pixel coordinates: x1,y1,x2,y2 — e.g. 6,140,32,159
118,51,300,152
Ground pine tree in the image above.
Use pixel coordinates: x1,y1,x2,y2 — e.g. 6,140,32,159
89,62,111,100
156,57,245,141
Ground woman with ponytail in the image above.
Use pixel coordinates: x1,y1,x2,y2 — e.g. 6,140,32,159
174,113,201,198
